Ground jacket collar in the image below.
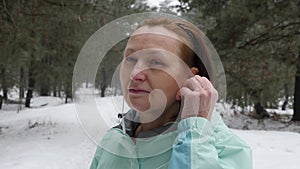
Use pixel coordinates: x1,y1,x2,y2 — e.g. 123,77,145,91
113,109,179,138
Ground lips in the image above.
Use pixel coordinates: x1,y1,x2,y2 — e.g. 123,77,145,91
128,88,150,94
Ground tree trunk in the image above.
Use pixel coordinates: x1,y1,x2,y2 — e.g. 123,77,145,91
65,81,72,103
25,60,35,108
25,80,34,107
282,83,288,110
53,85,57,97
100,69,106,97
100,85,106,97
2,88,8,100
0,95,3,109
1,67,8,99
58,84,61,97
40,84,50,96
19,67,25,98
254,101,269,118
65,89,72,103
292,52,300,121
65,94,68,104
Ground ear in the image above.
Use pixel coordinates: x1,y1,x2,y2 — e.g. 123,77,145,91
190,67,199,75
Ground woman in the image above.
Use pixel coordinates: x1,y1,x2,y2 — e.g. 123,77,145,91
90,18,252,169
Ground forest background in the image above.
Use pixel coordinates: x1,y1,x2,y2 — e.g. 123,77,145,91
0,0,299,120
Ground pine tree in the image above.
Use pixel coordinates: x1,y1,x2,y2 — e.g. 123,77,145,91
177,0,299,118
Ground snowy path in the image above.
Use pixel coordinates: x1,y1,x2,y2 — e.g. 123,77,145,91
0,102,96,169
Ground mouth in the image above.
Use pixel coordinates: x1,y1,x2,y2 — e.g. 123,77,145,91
128,88,150,95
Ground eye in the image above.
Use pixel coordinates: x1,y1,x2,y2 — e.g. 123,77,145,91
150,59,164,65
125,56,137,63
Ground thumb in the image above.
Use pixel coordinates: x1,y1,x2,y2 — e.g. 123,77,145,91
176,87,191,100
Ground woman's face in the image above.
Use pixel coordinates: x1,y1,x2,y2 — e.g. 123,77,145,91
120,26,192,121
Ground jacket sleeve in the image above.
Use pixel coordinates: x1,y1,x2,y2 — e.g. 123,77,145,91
90,135,138,169
89,145,102,169
168,114,252,169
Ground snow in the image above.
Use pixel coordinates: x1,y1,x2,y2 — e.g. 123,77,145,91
1,96,300,169
0,102,95,169
145,0,180,8
235,130,300,169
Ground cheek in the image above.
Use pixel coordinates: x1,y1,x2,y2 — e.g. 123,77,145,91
161,62,191,88
167,83,180,97
120,65,131,92
157,75,180,98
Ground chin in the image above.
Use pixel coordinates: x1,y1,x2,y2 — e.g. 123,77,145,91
125,96,148,111
130,102,150,112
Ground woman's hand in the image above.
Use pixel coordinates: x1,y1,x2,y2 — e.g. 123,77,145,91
176,75,218,120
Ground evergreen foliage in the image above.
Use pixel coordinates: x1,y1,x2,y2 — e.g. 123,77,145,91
176,0,299,118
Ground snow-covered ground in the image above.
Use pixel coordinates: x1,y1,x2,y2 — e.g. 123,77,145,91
0,99,95,169
0,96,300,169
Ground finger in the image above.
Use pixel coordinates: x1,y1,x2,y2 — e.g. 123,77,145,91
184,76,201,91
179,87,200,119
179,87,193,96
176,86,192,101
195,75,212,89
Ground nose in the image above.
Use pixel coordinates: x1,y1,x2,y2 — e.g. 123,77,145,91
130,62,147,82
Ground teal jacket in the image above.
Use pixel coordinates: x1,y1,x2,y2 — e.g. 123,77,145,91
89,111,252,169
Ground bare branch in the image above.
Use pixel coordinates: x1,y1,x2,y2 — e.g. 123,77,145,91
19,11,48,17
238,21,300,49
2,0,17,28
42,0,83,7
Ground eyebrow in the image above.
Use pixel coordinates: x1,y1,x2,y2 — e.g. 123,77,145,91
124,48,171,58
144,49,167,56
124,48,135,57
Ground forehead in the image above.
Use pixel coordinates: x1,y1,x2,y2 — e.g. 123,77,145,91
132,26,182,40
125,26,183,57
